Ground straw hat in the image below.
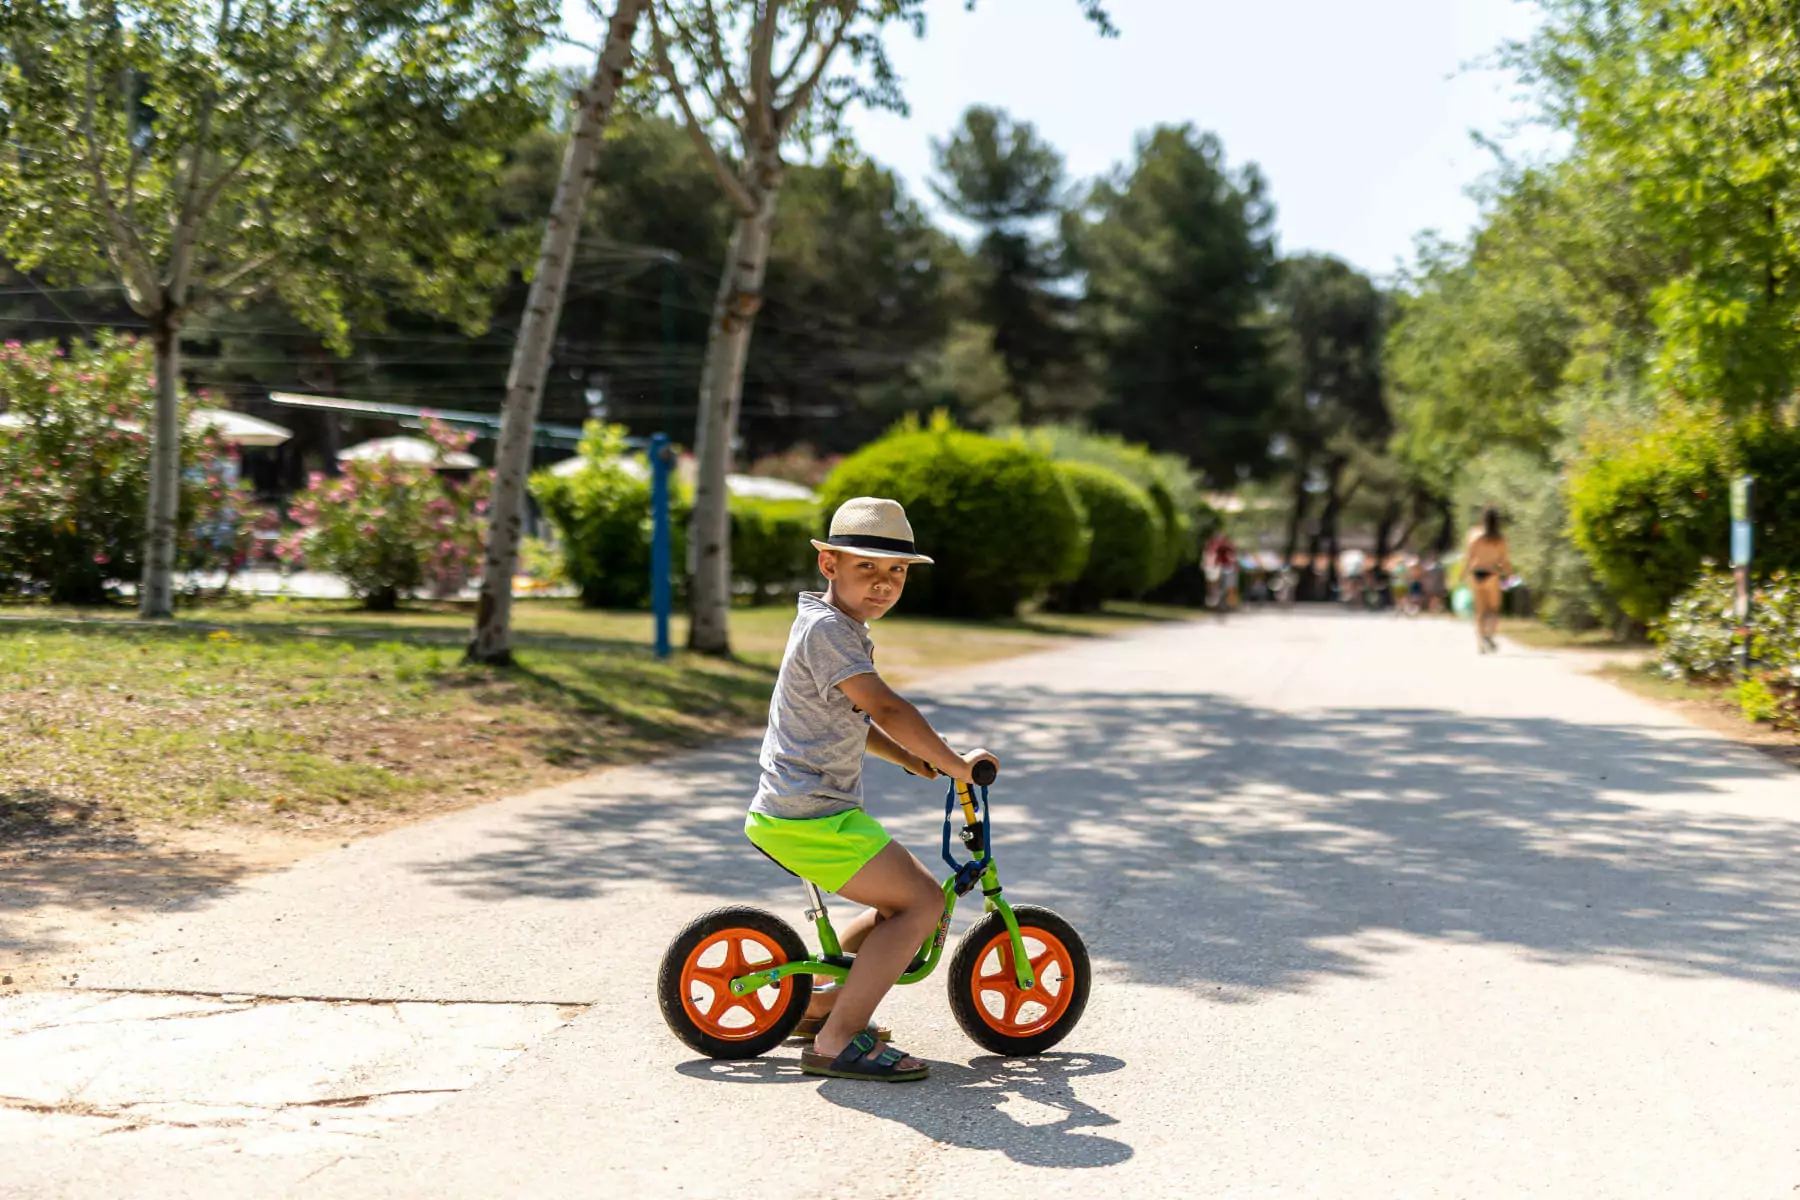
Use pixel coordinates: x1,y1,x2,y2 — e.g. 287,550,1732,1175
811,497,934,564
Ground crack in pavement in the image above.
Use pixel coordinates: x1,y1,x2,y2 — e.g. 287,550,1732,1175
292,1089,466,1110
43,993,597,1007
43,985,594,1007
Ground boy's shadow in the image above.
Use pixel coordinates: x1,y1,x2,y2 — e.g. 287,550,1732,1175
676,1051,1132,1169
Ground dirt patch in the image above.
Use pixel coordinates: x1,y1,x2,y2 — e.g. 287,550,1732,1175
0,761,625,994
0,804,325,993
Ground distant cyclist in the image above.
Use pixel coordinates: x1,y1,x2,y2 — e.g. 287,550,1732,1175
1204,532,1239,613
1460,507,1512,654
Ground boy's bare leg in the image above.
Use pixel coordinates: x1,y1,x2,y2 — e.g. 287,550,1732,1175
803,907,882,1020
812,842,940,1063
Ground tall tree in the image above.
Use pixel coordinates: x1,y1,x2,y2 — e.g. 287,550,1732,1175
1071,125,1279,485
1270,254,1387,594
470,0,647,665
654,0,1114,656
931,106,1082,425
0,0,553,617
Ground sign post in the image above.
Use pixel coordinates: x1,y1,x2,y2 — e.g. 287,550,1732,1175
1730,475,1755,680
650,433,673,660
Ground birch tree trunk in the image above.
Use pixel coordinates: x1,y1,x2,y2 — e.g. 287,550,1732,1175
686,162,781,656
467,0,646,666
140,306,183,619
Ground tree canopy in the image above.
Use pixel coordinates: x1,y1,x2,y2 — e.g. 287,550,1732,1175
1072,124,1279,484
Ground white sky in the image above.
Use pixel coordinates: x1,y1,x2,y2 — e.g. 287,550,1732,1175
561,0,1556,279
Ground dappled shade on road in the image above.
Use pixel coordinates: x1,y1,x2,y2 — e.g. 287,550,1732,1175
413,682,1800,1000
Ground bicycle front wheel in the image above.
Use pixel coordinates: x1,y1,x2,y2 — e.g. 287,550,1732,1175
947,904,1090,1056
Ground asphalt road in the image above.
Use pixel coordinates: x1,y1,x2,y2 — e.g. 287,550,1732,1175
4,610,1798,1198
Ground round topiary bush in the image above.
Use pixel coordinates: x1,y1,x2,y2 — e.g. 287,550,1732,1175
1044,461,1160,612
817,416,1085,617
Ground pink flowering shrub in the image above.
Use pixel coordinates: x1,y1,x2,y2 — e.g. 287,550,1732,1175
0,332,251,604
276,418,489,609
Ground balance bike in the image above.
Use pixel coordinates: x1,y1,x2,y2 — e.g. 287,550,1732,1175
658,762,1090,1059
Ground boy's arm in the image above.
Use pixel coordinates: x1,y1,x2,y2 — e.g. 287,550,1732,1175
839,671,995,783
866,722,934,777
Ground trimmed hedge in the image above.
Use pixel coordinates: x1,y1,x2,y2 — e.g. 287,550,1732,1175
818,416,1085,617
1044,461,1160,612
732,496,821,604
533,426,823,609
1009,424,1206,589
1567,407,1800,622
531,440,679,610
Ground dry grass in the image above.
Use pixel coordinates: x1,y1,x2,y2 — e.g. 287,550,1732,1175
0,597,1195,832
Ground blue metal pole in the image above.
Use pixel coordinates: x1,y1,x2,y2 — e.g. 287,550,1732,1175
650,432,672,660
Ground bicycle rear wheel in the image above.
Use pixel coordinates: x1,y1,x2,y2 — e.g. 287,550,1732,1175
658,906,813,1059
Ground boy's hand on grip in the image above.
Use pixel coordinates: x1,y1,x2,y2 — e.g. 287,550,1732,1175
952,748,999,784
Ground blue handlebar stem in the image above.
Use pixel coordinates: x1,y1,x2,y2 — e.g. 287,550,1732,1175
940,780,993,877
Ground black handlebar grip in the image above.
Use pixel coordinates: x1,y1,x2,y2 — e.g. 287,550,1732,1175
971,760,998,787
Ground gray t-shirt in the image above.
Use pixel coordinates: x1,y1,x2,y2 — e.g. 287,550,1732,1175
751,592,877,820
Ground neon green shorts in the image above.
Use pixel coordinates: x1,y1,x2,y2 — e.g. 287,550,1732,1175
744,808,892,893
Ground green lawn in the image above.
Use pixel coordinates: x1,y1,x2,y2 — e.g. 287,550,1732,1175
0,597,1195,832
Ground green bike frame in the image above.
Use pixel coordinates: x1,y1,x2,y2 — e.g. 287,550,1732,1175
727,779,1036,997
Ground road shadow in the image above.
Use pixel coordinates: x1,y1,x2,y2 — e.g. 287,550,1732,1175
0,790,256,963
416,681,1800,999
676,1051,1131,1168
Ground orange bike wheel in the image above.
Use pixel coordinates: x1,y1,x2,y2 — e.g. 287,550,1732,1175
948,904,1090,1056
678,926,797,1043
968,926,1077,1038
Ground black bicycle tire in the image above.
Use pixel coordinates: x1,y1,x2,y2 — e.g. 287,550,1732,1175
658,905,814,1060
947,904,1090,1056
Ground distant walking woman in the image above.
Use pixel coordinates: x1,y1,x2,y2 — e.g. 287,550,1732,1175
1460,508,1512,654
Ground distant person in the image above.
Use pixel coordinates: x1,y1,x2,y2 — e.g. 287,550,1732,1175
1402,560,1425,616
1460,508,1513,654
1204,533,1239,612
1423,556,1448,613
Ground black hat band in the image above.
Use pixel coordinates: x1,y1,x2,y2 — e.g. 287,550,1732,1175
827,533,917,554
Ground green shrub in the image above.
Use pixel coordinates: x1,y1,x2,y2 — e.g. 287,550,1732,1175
1657,570,1741,680
1735,674,1783,724
1009,424,1205,588
0,332,252,604
534,425,818,610
1659,567,1800,728
731,496,820,604
1044,462,1160,612
1568,406,1800,623
531,424,685,610
818,414,1085,618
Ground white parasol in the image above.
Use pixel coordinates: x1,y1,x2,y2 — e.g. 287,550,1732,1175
339,436,480,469
188,407,292,448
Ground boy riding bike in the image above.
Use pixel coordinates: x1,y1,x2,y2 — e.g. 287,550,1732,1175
744,496,997,1083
